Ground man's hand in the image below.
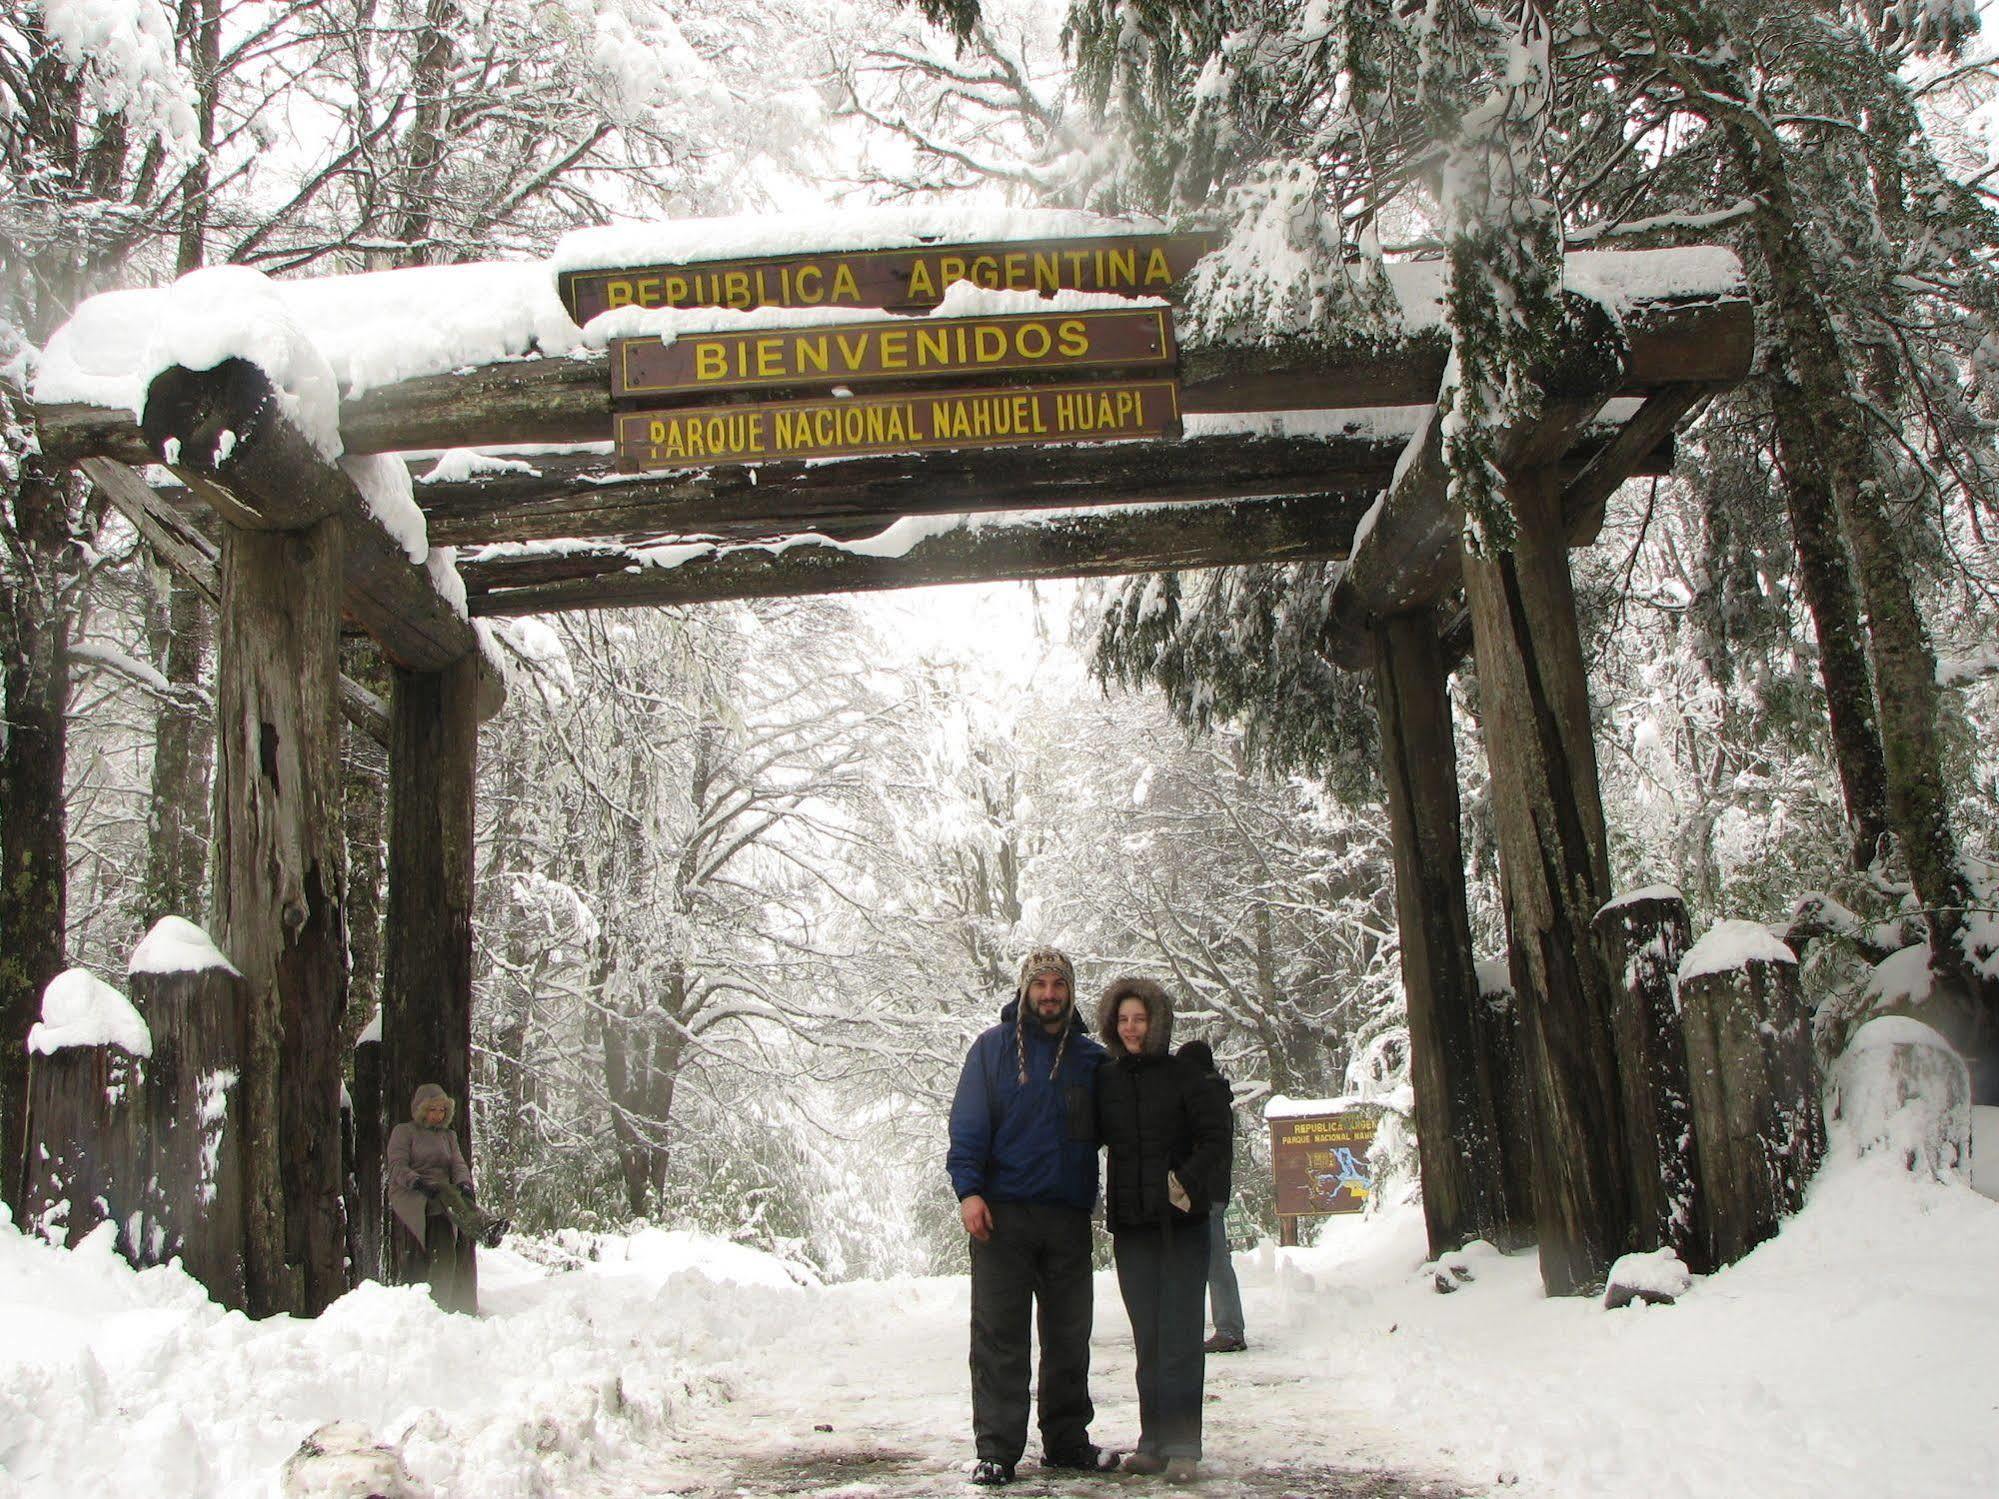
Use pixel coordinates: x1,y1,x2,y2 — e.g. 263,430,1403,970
961,1194,994,1242
1167,1172,1191,1213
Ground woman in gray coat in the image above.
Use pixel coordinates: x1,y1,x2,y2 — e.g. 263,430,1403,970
386,1083,507,1312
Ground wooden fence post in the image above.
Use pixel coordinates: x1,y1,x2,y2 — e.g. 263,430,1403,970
1594,887,1709,1272
1372,610,1524,1255
20,969,151,1253
1679,922,1825,1267
128,916,250,1306
1460,464,1630,1294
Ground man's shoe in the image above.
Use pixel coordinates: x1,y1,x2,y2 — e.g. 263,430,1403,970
1043,1445,1120,1473
1165,1457,1200,1484
1202,1332,1246,1353
970,1459,1015,1486
1121,1452,1167,1475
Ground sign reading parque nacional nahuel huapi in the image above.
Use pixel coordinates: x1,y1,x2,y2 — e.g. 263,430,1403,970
588,228,1212,471
1270,1106,1382,1221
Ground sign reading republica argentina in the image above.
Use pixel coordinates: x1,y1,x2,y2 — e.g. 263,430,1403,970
612,308,1175,399
615,379,1180,469
563,232,1219,325
1270,1107,1382,1219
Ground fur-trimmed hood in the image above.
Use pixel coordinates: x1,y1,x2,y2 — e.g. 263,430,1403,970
410,1082,456,1128
1097,975,1174,1058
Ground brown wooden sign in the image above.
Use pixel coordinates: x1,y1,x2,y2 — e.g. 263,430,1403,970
1270,1108,1381,1218
562,232,1220,324
612,308,1176,399
615,378,1181,470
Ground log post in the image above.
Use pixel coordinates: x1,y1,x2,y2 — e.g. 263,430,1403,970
1461,463,1629,1294
128,917,250,1307
352,1020,385,1281
20,969,151,1253
1471,960,1538,1249
1593,887,1709,1272
211,519,349,1317
381,654,482,1291
1679,923,1825,1267
1372,610,1522,1255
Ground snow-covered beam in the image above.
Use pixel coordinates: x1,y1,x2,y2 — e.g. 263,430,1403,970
456,494,1373,616
140,360,483,678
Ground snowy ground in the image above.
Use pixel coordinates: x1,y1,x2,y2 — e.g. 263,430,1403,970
3,1152,1994,1499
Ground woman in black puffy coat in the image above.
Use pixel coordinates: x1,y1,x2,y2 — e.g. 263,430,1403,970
1095,976,1233,1482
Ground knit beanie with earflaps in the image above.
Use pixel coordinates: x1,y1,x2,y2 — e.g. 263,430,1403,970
1013,945,1078,1084
410,1082,455,1128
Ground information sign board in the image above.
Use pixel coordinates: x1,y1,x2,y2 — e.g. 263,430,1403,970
611,308,1175,398
1270,1109,1381,1219
615,378,1180,470
562,232,1219,324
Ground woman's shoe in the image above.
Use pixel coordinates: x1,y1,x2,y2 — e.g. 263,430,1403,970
1121,1452,1167,1475
1165,1457,1200,1484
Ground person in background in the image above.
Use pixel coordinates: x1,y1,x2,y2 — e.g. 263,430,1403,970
947,947,1117,1487
386,1082,509,1313
1096,978,1233,1484
1176,1040,1248,1354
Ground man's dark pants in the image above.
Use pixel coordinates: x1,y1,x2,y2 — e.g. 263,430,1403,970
969,1201,1095,1465
1113,1219,1210,1459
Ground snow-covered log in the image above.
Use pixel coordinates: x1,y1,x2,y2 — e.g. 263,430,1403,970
1828,1017,1971,1180
1594,887,1708,1271
351,1023,385,1283
21,969,152,1255
1679,924,1826,1267
129,917,251,1309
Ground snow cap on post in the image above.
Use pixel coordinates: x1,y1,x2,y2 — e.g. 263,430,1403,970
128,915,241,979
28,969,153,1058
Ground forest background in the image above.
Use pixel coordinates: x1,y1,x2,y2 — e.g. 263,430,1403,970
4,0,1999,1282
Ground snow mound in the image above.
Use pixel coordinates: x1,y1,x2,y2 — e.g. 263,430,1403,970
279,1421,425,1498
1604,1246,1692,1308
27,968,152,1057
129,915,239,979
1829,1017,1971,1178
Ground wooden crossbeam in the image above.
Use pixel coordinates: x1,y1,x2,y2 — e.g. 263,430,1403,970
458,493,1373,616
410,423,1672,548
81,456,392,745
139,360,486,678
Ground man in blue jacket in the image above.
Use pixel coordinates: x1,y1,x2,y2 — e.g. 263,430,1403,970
948,946,1113,1486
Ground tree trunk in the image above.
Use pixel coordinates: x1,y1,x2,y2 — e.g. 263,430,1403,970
0,448,73,1214
381,657,480,1293
1762,374,1890,869
341,640,390,1045
212,518,349,1317
1372,610,1523,1255
142,563,213,924
1732,118,1997,1095
1461,466,1630,1294
21,1037,147,1250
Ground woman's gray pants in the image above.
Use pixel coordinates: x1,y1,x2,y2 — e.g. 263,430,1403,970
1207,1210,1245,1341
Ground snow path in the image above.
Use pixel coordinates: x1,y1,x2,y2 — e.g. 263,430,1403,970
568,1266,1472,1498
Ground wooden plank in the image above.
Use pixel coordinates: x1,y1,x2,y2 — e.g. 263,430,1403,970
1563,383,1716,544
459,493,1372,615
614,379,1181,470
560,231,1222,324
612,307,1174,398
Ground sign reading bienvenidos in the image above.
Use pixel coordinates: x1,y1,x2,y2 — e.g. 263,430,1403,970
616,379,1180,469
612,308,1175,399
1270,1109,1382,1219
562,232,1219,325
